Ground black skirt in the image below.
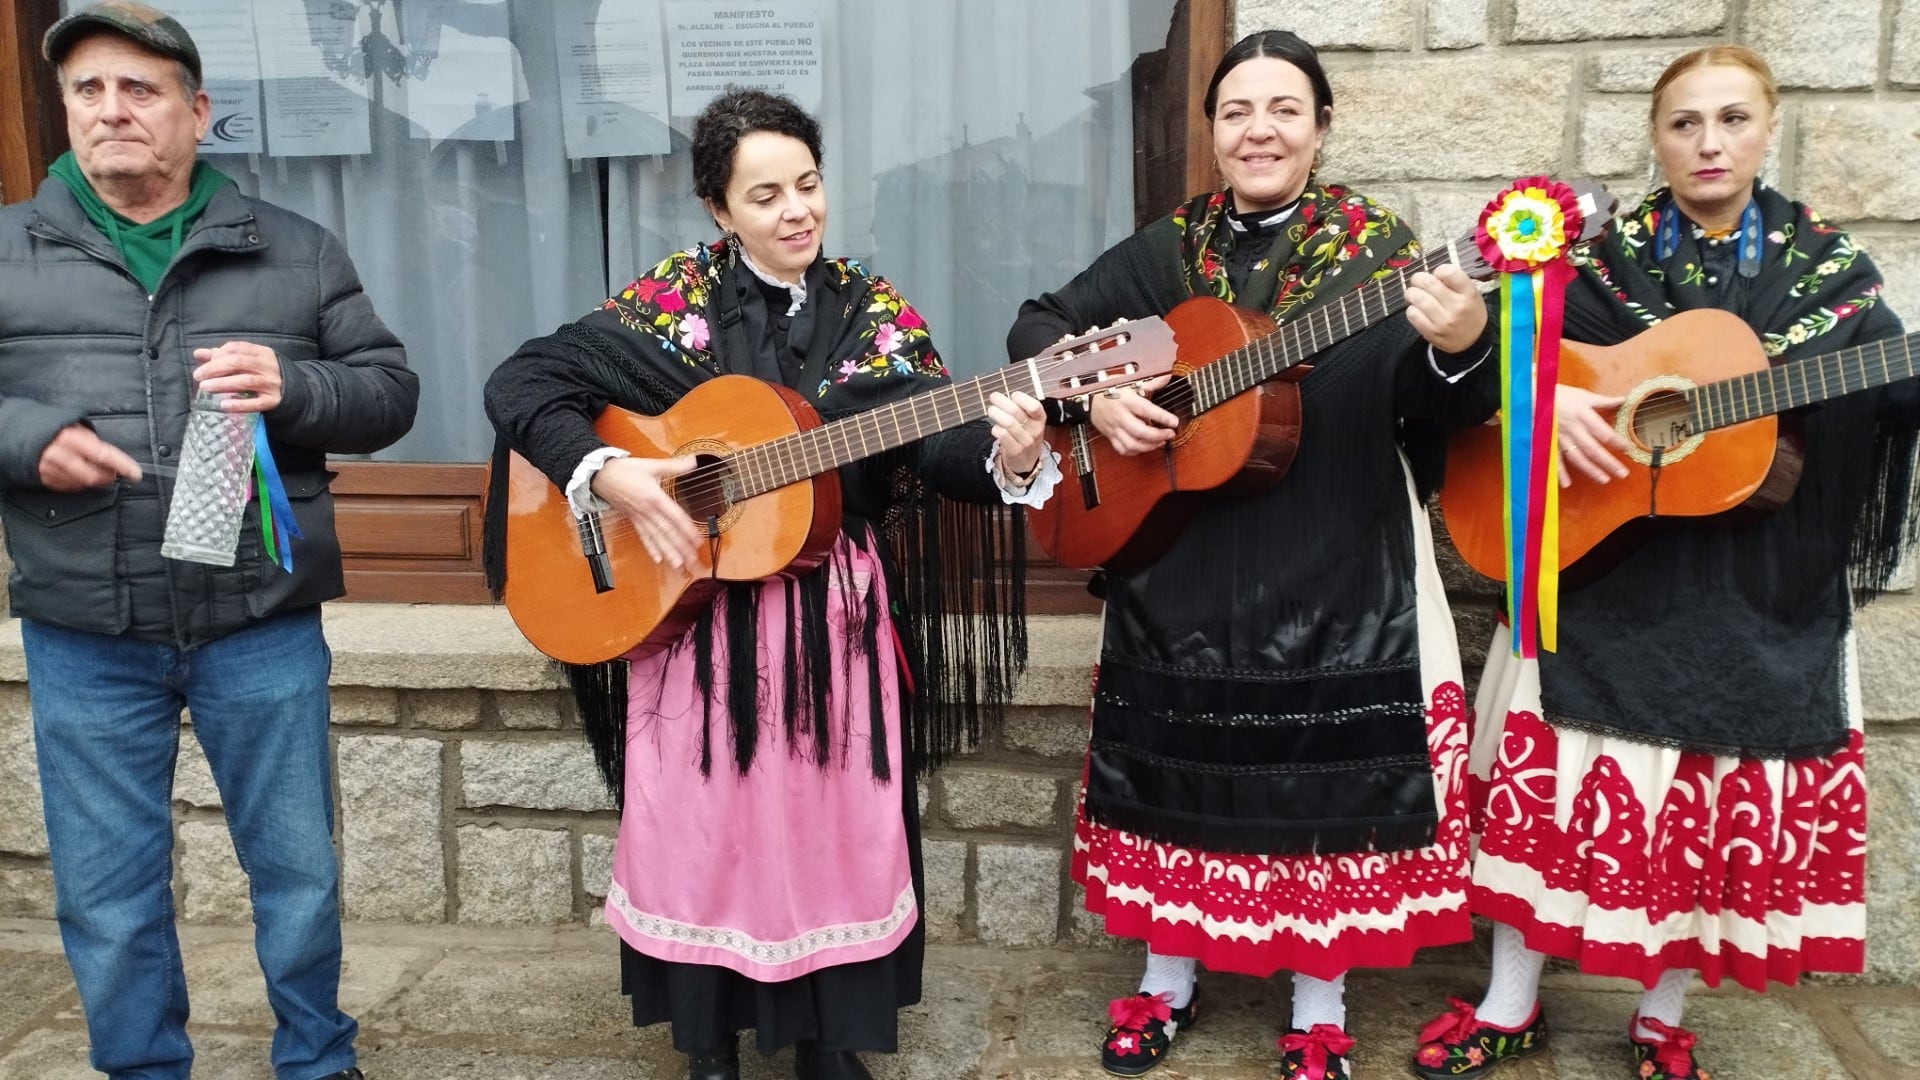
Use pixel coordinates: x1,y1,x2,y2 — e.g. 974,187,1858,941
619,772,926,1056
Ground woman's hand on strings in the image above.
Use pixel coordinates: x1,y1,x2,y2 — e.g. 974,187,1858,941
1556,384,1630,486
592,455,702,568
987,390,1049,480
1089,374,1176,456
1404,264,1487,354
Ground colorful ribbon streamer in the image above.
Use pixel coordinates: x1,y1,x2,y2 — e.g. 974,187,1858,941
252,421,303,573
1475,178,1583,658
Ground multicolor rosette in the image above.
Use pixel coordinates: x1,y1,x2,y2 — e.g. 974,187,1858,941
1475,178,1583,658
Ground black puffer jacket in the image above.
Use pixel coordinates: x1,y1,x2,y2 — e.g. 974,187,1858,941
0,177,417,647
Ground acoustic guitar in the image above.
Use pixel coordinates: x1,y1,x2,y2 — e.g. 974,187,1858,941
1027,181,1617,571
501,320,1177,664
1442,309,1920,579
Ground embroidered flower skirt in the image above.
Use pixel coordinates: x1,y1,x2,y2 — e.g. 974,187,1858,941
1072,515,1474,980
1466,631,1868,991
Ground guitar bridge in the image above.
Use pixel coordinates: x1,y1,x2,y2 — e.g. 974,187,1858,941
576,510,615,593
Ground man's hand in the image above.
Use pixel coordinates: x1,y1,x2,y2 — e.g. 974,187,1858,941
37,425,142,491
193,342,284,413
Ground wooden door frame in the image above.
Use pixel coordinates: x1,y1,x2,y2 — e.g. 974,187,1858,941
0,0,62,205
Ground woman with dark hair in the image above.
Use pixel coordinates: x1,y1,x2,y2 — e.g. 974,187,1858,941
1412,45,1914,1080
1007,30,1499,1080
484,88,1055,1080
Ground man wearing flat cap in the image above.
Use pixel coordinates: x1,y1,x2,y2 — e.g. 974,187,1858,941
0,4,416,1078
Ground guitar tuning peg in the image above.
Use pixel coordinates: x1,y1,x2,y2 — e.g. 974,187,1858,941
1113,317,1130,325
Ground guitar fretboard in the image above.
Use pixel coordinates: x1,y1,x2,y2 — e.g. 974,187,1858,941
1686,331,1920,433
723,365,1041,501
1186,237,1491,412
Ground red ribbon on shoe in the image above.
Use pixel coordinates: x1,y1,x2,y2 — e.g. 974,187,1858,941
1108,992,1172,1031
1638,1017,1699,1074
1418,997,1481,1045
1278,1024,1354,1080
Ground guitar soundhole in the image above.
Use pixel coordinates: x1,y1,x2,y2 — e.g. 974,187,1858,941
1629,389,1693,452
671,453,737,530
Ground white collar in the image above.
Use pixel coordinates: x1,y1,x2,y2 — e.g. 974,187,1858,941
1227,200,1299,232
740,252,807,316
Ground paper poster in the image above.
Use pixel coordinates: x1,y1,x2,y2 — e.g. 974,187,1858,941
553,0,672,158
164,0,263,153
667,2,823,117
254,0,372,157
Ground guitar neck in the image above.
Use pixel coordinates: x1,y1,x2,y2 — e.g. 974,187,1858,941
1685,331,1920,433
729,366,1038,500
1188,239,1474,411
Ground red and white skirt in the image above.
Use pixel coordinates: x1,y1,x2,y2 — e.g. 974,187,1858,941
1072,502,1473,980
1466,631,1868,991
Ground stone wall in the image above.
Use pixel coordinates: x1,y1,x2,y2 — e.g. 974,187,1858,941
6,583,1920,980
1230,0,1920,306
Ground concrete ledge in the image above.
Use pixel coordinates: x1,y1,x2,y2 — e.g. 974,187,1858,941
0,606,1106,698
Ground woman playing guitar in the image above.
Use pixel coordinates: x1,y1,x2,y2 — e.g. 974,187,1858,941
482,89,1052,1080
1007,30,1499,1080
1414,46,1918,1080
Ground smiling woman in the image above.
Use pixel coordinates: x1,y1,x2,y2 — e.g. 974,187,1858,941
480,85,1053,1080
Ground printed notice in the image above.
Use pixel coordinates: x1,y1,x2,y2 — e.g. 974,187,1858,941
666,3,823,117
254,0,371,157
166,0,264,153
553,0,671,157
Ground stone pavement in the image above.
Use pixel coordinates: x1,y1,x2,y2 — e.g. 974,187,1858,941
2,921,1917,1080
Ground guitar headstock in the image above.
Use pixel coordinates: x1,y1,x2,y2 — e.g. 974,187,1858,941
1567,179,1619,244
1026,317,1178,400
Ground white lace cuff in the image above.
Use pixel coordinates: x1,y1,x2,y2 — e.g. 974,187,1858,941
566,447,631,516
986,444,1063,508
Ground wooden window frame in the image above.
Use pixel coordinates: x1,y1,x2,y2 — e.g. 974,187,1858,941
0,0,1229,612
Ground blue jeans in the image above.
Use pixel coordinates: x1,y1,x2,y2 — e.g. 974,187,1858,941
24,609,357,1080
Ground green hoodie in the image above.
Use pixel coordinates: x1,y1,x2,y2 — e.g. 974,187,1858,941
47,150,232,294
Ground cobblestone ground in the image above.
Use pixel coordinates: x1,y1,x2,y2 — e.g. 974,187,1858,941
2,920,1916,1079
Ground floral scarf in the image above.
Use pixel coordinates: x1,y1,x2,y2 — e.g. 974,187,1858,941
595,238,946,407
1173,183,1418,320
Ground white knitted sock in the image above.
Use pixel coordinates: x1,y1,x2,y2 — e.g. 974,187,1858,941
1633,969,1690,1039
1138,949,1197,1010
1289,971,1348,1032
1476,923,1547,1029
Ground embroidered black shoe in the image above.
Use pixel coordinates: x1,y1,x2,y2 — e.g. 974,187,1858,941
1278,1023,1352,1079
1629,1017,1711,1080
317,1071,365,1080
1411,997,1548,1078
1100,986,1200,1076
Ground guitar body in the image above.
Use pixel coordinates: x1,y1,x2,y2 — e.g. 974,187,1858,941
501,375,840,665
1028,296,1307,571
1443,308,1800,579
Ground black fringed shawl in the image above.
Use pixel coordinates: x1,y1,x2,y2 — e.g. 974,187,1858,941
1008,185,1500,856
1539,184,1915,758
483,241,1027,805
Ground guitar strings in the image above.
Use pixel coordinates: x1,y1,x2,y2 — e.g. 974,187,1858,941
586,346,1157,524
1066,242,1479,457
